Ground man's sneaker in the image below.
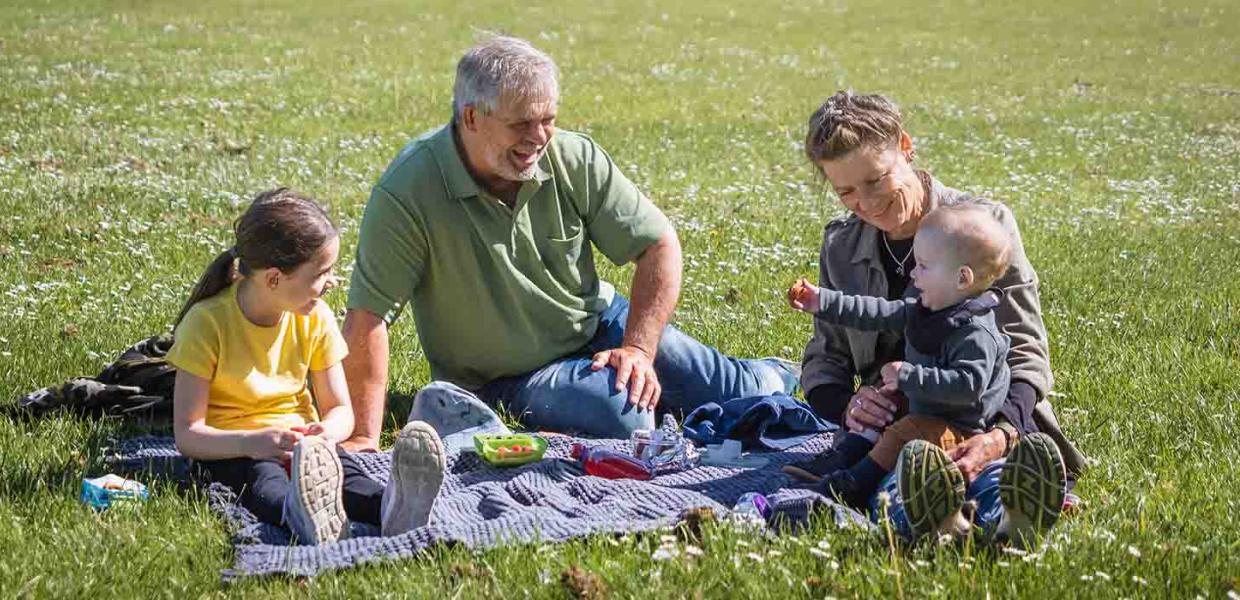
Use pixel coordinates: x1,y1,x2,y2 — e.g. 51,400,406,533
381,420,446,536
897,440,969,541
408,381,511,454
283,436,349,545
996,432,1066,547
761,357,802,396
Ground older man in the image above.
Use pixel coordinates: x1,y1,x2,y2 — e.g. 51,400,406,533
340,36,797,451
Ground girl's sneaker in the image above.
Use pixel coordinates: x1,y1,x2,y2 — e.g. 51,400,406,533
283,436,350,545
897,439,969,541
381,420,446,536
996,432,1066,547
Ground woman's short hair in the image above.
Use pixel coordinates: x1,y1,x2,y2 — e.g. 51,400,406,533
805,91,904,163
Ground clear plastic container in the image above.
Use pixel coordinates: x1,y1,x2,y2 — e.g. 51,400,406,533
630,429,680,466
630,415,700,473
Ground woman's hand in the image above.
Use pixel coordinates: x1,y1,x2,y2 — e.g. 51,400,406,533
947,429,1006,480
844,386,900,432
787,278,820,313
247,428,303,462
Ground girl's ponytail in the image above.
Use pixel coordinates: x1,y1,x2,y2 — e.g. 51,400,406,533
174,247,238,327
172,187,337,329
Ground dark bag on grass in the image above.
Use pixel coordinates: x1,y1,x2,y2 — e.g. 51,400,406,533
16,333,176,422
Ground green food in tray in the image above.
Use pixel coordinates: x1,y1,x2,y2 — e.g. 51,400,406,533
473,433,548,467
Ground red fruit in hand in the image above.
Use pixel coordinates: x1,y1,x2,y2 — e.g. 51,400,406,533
791,280,812,305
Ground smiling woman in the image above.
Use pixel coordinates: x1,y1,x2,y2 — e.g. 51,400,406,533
794,91,1088,544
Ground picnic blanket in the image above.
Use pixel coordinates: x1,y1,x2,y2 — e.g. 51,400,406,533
108,432,868,581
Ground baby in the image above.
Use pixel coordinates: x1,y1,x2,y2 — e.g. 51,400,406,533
785,203,1013,508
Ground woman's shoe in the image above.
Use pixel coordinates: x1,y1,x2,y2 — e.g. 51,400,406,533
996,432,1066,547
897,440,968,541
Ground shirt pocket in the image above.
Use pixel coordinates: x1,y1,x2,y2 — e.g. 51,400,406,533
539,227,587,294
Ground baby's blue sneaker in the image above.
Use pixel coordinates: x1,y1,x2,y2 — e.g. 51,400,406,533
283,437,349,545
408,381,510,453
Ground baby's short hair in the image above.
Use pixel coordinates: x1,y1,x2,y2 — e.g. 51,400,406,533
920,204,1012,290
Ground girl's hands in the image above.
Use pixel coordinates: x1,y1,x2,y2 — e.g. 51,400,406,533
290,422,327,437
247,428,304,461
787,278,820,312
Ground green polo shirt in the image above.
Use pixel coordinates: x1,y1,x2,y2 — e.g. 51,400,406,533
347,124,671,390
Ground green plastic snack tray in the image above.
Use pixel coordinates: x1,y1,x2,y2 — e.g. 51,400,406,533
473,433,548,467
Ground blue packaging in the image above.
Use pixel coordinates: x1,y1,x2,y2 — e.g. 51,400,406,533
81,474,149,510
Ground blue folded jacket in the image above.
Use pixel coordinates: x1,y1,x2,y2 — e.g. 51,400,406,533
682,393,837,451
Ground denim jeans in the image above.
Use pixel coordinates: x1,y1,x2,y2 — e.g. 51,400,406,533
472,294,796,438
872,459,1006,540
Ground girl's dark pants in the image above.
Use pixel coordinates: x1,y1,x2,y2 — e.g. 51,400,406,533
196,447,383,526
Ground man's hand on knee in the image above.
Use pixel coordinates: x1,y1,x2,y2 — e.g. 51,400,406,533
590,345,662,411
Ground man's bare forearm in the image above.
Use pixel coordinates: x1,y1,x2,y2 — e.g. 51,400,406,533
341,309,390,446
623,230,682,356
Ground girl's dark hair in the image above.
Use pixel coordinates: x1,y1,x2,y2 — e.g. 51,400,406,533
174,188,338,327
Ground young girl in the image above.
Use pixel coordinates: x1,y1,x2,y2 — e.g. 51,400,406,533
168,188,445,544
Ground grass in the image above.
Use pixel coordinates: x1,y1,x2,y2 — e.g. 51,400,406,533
1,0,1237,596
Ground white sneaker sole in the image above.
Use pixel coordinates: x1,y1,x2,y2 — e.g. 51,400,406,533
382,421,446,536
290,437,349,545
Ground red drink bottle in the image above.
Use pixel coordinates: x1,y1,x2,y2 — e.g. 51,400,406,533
571,443,654,480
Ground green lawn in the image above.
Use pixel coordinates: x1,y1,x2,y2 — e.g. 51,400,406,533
1,0,1237,596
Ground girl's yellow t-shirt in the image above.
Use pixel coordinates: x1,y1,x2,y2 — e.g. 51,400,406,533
166,282,349,431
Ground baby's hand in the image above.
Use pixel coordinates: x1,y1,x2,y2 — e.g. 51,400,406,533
787,278,820,313
880,361,906,389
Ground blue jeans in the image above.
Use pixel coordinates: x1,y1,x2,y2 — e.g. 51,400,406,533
873,459,1006,540
474,294,795,438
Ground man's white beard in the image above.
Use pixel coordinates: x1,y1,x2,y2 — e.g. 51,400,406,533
502,147,547,182
515,164,540,181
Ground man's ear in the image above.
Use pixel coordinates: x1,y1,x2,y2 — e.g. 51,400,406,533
957,266,975,291
461,105,477,132
263,267,282,289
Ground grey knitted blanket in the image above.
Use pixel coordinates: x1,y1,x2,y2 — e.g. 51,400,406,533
109,433,866,580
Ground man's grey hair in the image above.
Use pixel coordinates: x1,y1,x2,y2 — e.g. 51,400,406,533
453,35,559,121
